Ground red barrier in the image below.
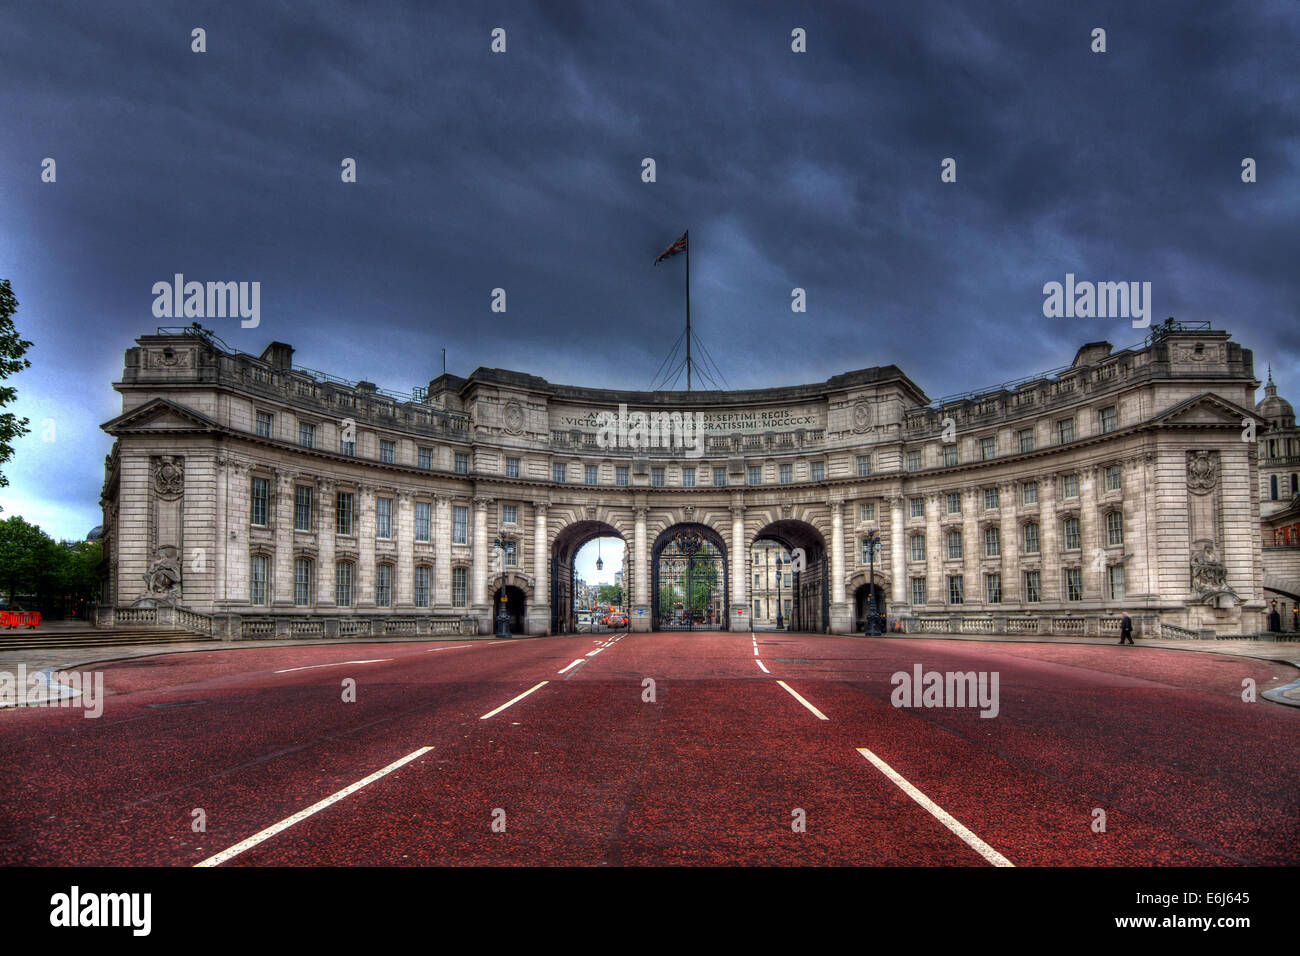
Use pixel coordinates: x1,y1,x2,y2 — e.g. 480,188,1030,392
1,610,40,629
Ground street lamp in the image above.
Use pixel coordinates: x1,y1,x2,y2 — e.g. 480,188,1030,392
774,553,786,630
493,535,511,638
863,529,884,636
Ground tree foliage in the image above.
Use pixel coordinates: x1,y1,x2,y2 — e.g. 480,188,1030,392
0,516,102,606
0,280,33,492
597,584,623,605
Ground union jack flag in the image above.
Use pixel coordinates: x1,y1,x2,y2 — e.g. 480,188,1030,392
654,231,688,264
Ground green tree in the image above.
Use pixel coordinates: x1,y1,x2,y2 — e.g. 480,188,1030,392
0,280,33,494
57,539,103,602
597,583,623,605
0,516,59,605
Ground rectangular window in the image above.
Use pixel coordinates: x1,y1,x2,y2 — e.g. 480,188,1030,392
986,572,1002,604
294,485,312,532
1022,481,1038,505
451,567,467,607
1023,523,1040,554
452,506,468,545
861,538,873,564
906,451,922,472
1018,429,1035,453
980,437,995,461
984,526,1001,557
948,575,964,604
415,501,431,541
336,492,354,535
713,467,726,486
340,436,355,456
910,535,926,562
810,461,825,482
1063,517,1081,550
299,422,315,448
375,564,392,607
779,464,793,484
909,497,925,518
376,497,393,539
1108,565,1125,601
336,562,353,607
1062,473,1079,498
379,440,395,464
414,566,430,607
1106,511,1124,546
784,572,792,588
1057,418,1074,444
1061,567,1081,601
502,504,517,524
250,555,268,605
683,467,695,487
505,457,520,478
617,466,630,487
754,601,763,618
947,530,963,560
294,558,311,606
754,573,762,589
455,453,470,475
652,467,665,487
255,411,273,438
585,464,599,485
857,455,871,477
250,477,269,526
911,578,927,605
1099,406,1118,434
418,446,433,470
1104,465,1122,491
947,492,962,514
942,445,958,467
748,465,762,486
553,463,567,483
860,503,875,522
1023,570,1041,603
984,487,999,510
504,540,518,566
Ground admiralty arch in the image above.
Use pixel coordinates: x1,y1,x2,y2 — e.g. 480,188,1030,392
97,320,1268,640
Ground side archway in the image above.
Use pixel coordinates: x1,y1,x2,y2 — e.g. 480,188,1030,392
550,519,628,634
751,520,829,632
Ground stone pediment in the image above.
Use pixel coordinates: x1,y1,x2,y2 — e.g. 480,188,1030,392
102,398,219,435
1152,393,1259,428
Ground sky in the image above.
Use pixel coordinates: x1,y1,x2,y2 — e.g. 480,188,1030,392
1,0,1296,540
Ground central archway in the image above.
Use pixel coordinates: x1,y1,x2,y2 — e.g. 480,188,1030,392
550,520,628,634
751,520,829,632
651,522,730,631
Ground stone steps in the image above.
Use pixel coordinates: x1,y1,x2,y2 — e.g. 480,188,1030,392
0,629,217,652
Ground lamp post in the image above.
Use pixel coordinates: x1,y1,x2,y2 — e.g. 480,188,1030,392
864,529,884,636
493,535,511,638
774,553,786,630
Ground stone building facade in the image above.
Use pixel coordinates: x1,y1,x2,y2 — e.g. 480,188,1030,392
1256,370,1300,614
98,321,1268,639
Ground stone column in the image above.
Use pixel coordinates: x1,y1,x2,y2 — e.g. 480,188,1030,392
357,485,376,608
925,492,943,609
434,494,452,607
215,457,230,606
731,503,748,627
999,481,1019,605
889,495,907,607
829,498,851,632
316,477,336,607
963,488,980,606
1038,472,1058,603
396,490,414,608
631,506,650,631
1080,466,1102,602
471,495,491,609
530,501,551,634
273,470,295,605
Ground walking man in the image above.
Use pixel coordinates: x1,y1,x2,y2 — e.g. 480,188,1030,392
1118,611,1134,645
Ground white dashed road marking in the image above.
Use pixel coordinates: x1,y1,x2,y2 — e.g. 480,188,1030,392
776,680,828,720
479,681,549,720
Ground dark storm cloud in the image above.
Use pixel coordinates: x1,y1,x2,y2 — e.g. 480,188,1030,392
0,0,1296,536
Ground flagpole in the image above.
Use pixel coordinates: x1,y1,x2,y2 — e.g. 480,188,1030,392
685,229,691,392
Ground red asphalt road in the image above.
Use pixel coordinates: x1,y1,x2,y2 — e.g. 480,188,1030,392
0,632,1296,866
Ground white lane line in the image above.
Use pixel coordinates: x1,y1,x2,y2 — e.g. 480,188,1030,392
426,644,475,652
586,649,603,657
753,646,760,656
195,746,434,867
776,680,828,720
855,747,1014,867
755,660,770,674
479,681,549,720
558,659,585,674
275,659,391,674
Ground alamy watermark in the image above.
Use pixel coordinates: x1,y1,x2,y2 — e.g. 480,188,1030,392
891,664,999,718
1042,273,1151,328
594,404,704,458
151,274,260,328
0,666,104,718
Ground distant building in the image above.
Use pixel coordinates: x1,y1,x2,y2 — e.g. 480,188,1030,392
1257,369,1299,613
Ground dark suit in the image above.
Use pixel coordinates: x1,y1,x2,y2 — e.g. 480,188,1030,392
1119,616,1134,644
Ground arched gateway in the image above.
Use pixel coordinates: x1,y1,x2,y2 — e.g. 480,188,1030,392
100,325,1269,639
